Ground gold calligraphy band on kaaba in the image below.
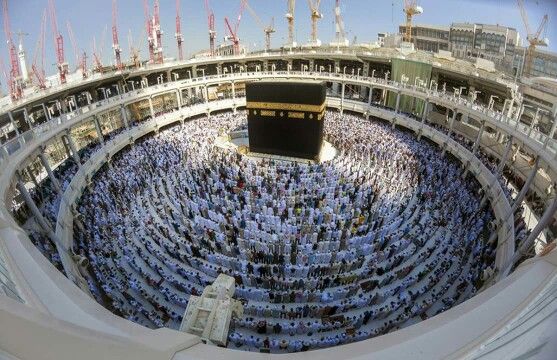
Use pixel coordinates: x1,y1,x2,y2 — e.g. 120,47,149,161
246,101,326,113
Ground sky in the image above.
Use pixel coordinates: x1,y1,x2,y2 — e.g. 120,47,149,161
1,0,556,80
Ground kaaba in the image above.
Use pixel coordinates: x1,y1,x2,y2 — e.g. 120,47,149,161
246,80,326,160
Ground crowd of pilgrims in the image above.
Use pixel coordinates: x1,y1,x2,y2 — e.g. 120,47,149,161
33,110,496,353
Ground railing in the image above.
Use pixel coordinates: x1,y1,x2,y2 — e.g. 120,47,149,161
1,71,555,168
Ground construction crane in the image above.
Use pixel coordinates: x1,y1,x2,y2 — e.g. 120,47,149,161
330,0,348,48
224,0,247,55
48,0,68,84
285,0,296,47
112,0,123,70
31,9,47,89
67,21,87,78
144,0,155,63
66,21,80,70
175,0,184,61
244,0,275,52
204,0,216,56
403,0,423,43
307,0,323,46
2,0,22,100
128,28,145,69
152,0,163,64
92,37,104,73
517,0,549,78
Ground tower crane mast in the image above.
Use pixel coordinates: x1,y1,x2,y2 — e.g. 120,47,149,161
403,0,423,43
285,0,296,47
175,0,184,61
31,9,47,89
331,0,348,47
307,0,323,46
204,0,216,56
144,0,155,63
112,0,123,70
2,0,22,100
47,0,68,84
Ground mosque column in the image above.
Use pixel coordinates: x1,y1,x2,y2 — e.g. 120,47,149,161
511,156,540,213
63,132,81,166
41,103,51,122
367,86,373,107
504,192,557,277
38,150,62,195
395,91,401,114
7,111,19,136
176,90,182,109
16,174,57,238
497,135,514,175
203,85,209,104
543,109,557,148
120,105,129,129
340,82,345,115
447,109,457,138
472,120,485,154
507,96,515,118
231,81,236,100
23,108,33,129
421,100,429,123
93,116,104,145
148,97,155,118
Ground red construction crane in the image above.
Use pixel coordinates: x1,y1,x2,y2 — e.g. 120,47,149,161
224,0,247,55
92,37,103,73
2,0,22,100
153,0,163,64
47,0,67,84
112,0,123,70
144,0,155,63
175,0,184,61
204,0,216,56
66,21,79,70
31,9,47,89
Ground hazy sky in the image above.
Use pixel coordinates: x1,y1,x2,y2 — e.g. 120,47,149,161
1,0,556,77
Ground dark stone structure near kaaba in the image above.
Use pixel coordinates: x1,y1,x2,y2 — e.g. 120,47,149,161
246,80,326,160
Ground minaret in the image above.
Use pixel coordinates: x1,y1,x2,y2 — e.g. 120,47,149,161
17,31,29,82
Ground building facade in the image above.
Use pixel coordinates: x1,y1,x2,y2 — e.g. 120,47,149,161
398,24,449,52
449,23,520,67
514,47,557,79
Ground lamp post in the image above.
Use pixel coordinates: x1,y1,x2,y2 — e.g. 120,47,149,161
371,69,376,79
